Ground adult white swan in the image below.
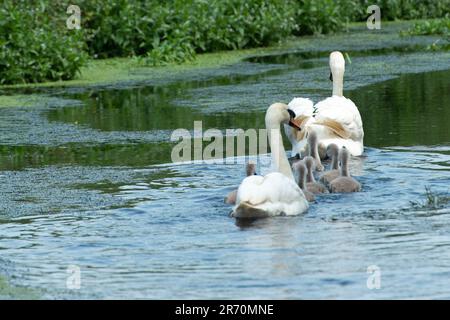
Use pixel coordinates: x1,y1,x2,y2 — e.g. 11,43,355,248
231,103,309,218
284,51,364,158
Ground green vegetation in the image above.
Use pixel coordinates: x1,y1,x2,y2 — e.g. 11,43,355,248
410,187,450,210
347,0,449,21
0,0,448,85
400,17,449,51
0,1,86,85
0,20,447,94
402,18,450,36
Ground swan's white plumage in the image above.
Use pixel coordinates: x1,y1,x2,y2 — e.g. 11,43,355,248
288,97,314,117
232,172,308,217
231,103,309,218
286,51,364,157
307,95,364,156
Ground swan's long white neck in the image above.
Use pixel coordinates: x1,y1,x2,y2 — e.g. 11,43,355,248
332,72,344,97
266,119,295,181
330,52,345,97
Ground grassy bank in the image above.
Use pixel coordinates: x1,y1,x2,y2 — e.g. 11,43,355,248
0,49,261,107
1,50,257,89
0,20,448,107
2,1,448,86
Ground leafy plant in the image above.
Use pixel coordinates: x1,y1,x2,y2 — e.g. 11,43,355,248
1,0,449,84
0,1,87,84
293,0,344,35
402,18,450,36
143,37,196,66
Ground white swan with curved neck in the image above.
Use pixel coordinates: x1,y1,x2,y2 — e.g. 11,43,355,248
231,103,309,218
285,51,364,158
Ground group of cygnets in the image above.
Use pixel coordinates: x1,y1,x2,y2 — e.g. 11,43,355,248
225,51,364,218
292,131,361,201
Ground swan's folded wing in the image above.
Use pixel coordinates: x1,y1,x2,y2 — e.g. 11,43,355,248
235,175,266,206
263,172,305,203
234,172,309,217
312,96,363,140
236,173,306,206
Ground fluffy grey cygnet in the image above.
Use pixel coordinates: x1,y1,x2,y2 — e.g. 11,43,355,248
304,156,328,194
329,147,361,193
319,143,340,188
307,131,324,171
292,161,315,202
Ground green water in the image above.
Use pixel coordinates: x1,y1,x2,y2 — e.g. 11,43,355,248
0,41,449,299
350,70,450,147
1,69,448,171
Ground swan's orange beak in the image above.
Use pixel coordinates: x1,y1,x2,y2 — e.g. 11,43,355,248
287,109,301,131
288,118,301,131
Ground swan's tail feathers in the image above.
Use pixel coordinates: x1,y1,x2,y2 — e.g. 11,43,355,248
231,202,270,219
314,119,351,139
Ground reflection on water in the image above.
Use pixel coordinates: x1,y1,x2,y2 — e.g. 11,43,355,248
0,50,449,298
349,70,450,147
47,69,448,148
2,70,449,171
0,143,175,171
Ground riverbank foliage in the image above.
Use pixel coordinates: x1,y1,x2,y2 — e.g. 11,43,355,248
1,0,448,84
403,18,450,36
0,1,86,84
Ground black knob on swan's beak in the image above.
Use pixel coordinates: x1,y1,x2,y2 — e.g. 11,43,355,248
287,109,296,119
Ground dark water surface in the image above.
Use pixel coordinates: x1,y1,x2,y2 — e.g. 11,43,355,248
0,48,449,298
